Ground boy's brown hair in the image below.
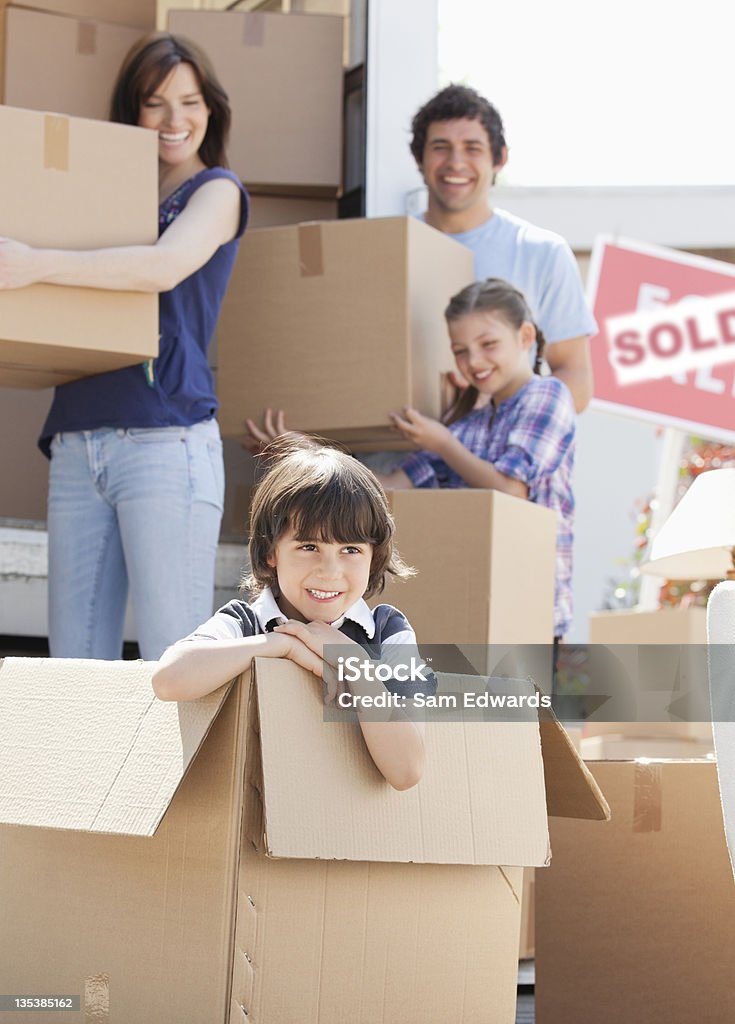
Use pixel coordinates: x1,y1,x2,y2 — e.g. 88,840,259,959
244,436,414,599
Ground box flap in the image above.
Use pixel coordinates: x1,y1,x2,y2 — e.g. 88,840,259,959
539,707,611,820
0,657,231,836
254,661,552,866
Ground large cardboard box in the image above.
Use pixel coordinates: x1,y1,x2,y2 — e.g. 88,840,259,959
0,1,154,100
0,105,158,388
382,489,557,646
380,490,557,677
217,217,474,448
167,9,343,195
536,760,735,1022
586,607,711,740
3,7,143,119
0,657,608,1024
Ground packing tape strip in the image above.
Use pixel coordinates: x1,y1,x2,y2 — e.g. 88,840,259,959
77,19,97,55
84,973,109,1023
298,223,324,277
633,762,662,833
242,12,265,46
43,115,69,172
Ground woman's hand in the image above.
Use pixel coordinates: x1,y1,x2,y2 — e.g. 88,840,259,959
0,238,38,289
390,407,453,455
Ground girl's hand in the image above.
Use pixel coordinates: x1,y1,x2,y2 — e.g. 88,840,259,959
0,238,38,289
243,408,302,452
390,407,453,454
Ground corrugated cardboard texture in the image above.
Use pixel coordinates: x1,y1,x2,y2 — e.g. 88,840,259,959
538,711,610,821
0,661,248,1024
0,386,50,519
4,7,143,120
233,666,524,1024
379,489,556,648
167,9,343,193
255,660,552,866
0,658,231,833
536,761,735,1022
0,105,158,387
216,217,474,447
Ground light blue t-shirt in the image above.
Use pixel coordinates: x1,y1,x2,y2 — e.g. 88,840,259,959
443,208,597,345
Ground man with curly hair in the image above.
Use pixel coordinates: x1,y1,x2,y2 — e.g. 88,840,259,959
411,84,596,412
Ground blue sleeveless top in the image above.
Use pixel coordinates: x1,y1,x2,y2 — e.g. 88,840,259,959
39,167,249,456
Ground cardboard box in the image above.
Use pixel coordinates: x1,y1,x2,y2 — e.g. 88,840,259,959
167,9,343,195
0,105,158,388
379,490,557,677
247,194,338,229
0,1,154,100
217,217,474,448
587,607,711,738
0,657,608,1024
0,386,50,520
3,7,143,119
536,760,735,1022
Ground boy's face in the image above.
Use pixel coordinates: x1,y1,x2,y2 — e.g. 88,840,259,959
267,528,373,624
419,117,506,219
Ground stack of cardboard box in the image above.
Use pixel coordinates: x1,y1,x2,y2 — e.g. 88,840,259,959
165,6,346,535
0,0,157,521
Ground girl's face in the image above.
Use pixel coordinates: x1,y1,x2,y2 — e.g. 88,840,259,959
138,62,210,173
449,309,535,404
267,527,373,624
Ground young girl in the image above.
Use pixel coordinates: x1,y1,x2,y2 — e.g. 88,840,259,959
0,33,248,660
152,436,434,791
378,277,575,639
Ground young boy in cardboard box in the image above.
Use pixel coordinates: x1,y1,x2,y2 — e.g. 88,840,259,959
153,437,436,791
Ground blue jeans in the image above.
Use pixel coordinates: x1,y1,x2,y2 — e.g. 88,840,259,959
47,420,224,660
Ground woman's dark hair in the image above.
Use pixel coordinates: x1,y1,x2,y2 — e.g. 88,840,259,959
443,278,546,425
410,84,507,166
110,31,231,168
244,435,414,599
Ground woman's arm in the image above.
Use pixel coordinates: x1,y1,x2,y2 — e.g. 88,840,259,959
152,629,323,702
0,177,242,294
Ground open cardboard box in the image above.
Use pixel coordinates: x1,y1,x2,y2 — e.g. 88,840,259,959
216,217,474,450
536,758,735,1022
0,105,158,388
0,657,608,1023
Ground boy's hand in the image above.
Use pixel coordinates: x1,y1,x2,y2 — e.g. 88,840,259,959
266,629,324,678
243,408,304,452
273,620,361,701
390,407,452,455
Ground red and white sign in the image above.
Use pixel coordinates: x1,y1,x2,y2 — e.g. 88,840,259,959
588,237,735,442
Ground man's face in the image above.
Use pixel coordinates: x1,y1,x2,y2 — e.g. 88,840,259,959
419,117,505,218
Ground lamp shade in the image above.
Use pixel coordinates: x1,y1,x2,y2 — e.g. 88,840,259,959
642,468,735,580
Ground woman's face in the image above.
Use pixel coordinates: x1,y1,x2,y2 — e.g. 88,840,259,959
138,62,210,171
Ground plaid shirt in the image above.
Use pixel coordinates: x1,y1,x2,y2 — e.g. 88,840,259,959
400,376,575,636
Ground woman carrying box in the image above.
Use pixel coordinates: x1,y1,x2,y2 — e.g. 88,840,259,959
0,33,249,659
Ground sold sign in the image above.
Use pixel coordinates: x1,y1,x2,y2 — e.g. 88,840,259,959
588,238,735,444
607,291,735,385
